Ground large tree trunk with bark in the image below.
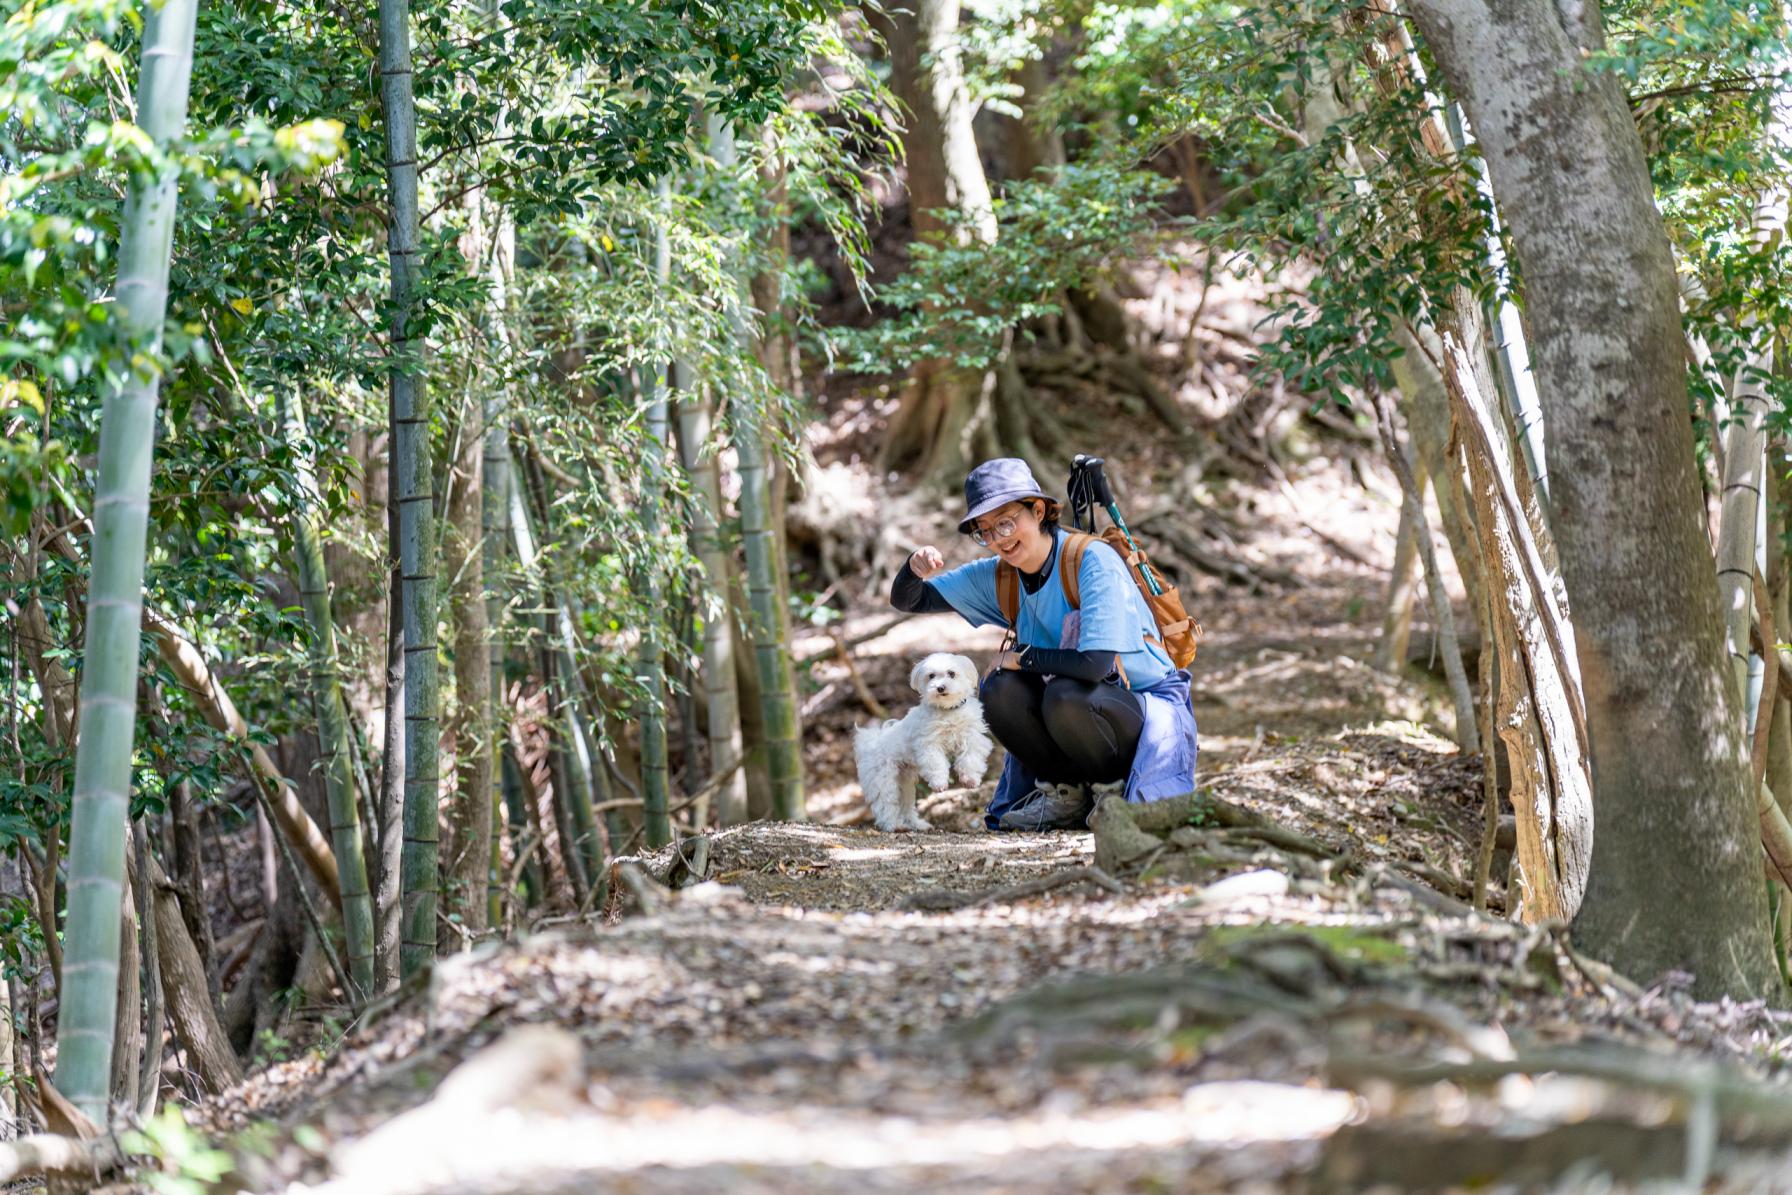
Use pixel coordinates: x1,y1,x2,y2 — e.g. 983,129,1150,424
1428,303,1591,922
1409,0,1779,997
874,0,1007,482
146,855,241,1094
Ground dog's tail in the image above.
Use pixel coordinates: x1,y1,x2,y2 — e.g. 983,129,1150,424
854,724,898,802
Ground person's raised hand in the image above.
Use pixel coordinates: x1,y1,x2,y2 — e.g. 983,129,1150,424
909,546,946,580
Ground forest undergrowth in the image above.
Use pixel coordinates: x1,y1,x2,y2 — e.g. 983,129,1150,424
141,376,1792,1193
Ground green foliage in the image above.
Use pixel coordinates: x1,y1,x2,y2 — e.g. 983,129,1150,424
1605,0,1792,430
839,162,1171,373
122,1106,239,1195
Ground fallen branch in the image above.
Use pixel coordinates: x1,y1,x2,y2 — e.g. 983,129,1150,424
830,627,887,720
36,510,343,907
901,866,1123,912
0,1133,124,1184
588,758,744,822
1327,1044,1788,1127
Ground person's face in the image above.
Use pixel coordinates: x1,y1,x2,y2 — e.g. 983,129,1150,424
969,500,1045,566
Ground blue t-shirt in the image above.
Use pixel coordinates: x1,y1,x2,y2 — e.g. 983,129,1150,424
928,528,1173,688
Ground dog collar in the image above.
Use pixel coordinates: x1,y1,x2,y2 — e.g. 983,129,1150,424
932,695,973,712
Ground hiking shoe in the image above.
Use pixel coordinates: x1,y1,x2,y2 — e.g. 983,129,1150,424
999,782,1093,832
1085,780,1127,828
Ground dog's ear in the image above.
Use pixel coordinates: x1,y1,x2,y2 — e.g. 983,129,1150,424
909,659,929,693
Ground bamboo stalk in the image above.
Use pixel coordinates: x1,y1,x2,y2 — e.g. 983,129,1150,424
637,182,673,849
712,119,804,821
278,391,375,998
445,388,490,941
673,366,747,827
378,0,439,980
508,467,605,878
483,391,509,926
55,0,201,1124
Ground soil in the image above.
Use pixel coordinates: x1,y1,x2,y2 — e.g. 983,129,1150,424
156,435,1792,1195
120,259,1792,1195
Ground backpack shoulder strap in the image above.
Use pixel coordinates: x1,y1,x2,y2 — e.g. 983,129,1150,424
1059,532,1094,608
995,561,1019,626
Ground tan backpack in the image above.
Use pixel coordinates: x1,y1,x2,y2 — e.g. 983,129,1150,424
996,529,1201,676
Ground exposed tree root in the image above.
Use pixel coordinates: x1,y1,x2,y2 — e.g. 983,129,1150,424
900,865,1123,912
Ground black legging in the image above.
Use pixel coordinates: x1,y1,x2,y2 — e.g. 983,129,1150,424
980,670,1145,785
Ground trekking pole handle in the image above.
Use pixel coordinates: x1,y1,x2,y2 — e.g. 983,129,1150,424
1082,456,1115,508
1076,455,1165,597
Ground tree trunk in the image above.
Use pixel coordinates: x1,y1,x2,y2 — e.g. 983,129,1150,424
166,781,214,1003
1410,0,1779,996
1002,55,1065,181
279,391,376,997
133,823,161,1117
55,0,199,1124
108,864,140,1109
1374,391,1478,751
1394,323,1485,617
147,855,242,1093
873,0,1007,482
378,0,438,981
445,393,491,942
1769,458,1792,820
1432,301,1592,923
1376,463,1424,673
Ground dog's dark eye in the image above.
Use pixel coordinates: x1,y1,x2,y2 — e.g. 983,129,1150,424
945,670,955,678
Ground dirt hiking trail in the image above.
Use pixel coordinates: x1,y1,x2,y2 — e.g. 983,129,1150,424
187,474,1792,1195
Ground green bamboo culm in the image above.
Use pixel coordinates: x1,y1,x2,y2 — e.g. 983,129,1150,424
672,362,747,826
731,395,805,822
55,0,202,1124
508,467,604,880
711,119,804,821
278,391,376,999
378,0,438,979
637,180,674,848
482,389,509,925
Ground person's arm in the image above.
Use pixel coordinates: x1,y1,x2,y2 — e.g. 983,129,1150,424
890,554,954,614
1010,644,1117,683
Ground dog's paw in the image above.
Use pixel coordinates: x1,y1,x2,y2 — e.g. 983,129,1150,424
905,816,933,832
954,770,985,789
919,768,951,791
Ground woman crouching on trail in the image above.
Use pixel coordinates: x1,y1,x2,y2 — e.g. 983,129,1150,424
889,458,1198,831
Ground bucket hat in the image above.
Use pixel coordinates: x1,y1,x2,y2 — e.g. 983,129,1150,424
957,458,1059,535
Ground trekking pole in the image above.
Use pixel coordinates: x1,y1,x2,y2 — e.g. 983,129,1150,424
1074,455,1163,596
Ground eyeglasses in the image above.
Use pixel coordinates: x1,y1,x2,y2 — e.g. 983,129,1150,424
968,515,1021,547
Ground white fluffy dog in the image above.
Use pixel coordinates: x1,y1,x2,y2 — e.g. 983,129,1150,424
854,652,992,832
